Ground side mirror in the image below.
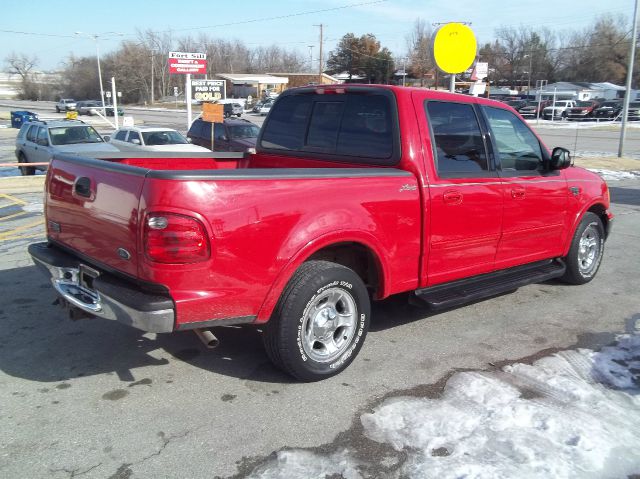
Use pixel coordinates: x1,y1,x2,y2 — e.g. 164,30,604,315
550,147,572,170
131,138,141,145
217,135,228,142
103,135,110,142
186,137,193,143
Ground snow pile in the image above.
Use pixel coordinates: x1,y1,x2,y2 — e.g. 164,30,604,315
587,169,640,181
247,335,640,478
361,335,640,479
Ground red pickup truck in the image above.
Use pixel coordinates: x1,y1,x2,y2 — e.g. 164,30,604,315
29,85,613,381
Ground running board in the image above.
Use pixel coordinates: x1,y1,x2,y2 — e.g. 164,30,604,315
413,259,566,310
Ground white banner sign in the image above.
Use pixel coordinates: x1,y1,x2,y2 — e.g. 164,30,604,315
169,51,206,60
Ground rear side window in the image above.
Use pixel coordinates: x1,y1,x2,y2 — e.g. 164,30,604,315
260,92,397,164
114,130,127,141
425,101,489,176
17,123,30,139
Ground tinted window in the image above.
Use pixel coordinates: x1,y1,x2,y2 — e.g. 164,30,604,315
114,130,128,141
483,106,543,171
143,130,187,145
261,95,312,150
228,124,259,139
214,123,225,140
260,93,394,162
425,101,488,175
49,126,102,145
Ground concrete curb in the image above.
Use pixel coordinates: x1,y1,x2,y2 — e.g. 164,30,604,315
0,175,45,194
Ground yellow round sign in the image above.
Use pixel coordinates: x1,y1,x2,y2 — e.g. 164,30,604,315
433,23,477,74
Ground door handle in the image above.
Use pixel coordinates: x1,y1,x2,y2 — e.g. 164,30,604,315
443,190,463,205
511,187,526,199
73,177,93,199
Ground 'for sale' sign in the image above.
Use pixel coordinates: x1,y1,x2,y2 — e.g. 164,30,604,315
168,52,207,75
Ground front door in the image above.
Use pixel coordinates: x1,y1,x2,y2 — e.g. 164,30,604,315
481,105,568,268
416,97,503,286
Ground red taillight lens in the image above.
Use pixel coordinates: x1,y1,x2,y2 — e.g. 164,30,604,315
144,213,210,263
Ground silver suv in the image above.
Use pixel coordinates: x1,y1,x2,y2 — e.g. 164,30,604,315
15,119,119,175
55,98,77,113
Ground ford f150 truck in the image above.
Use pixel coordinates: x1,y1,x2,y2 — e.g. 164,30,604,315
29,85,613,381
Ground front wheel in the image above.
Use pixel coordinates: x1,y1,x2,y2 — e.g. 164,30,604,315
263,260,371,381
561,212,605,284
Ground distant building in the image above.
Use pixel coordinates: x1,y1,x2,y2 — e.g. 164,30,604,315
529,82,626,101
215,74,289,99
268,73,339,88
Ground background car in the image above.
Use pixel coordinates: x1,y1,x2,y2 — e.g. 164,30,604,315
55,98,77,113
258,100,273,115
542,100,576,120
187,118,259,152
107,126,210,152
518,100,552,118
14,119,119,175
76,100,101,115
593,100,623,120
504,99,529,112
566,100,601,121
223,103,243,118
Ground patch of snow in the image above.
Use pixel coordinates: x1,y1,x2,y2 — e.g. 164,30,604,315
361,335,640,479
587,169,640,181
247,335,640,478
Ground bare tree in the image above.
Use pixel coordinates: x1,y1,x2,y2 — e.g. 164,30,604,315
406,19,434,86
4,52,41,99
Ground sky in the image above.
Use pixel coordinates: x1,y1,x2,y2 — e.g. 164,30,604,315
1,0,636,71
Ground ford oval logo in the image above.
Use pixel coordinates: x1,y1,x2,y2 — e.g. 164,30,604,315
117,248,131,260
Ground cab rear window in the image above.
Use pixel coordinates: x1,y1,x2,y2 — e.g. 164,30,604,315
259,91,398,165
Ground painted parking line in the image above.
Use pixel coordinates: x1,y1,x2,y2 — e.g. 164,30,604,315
0,211,28,222
0,192,27,206
0,218,44,241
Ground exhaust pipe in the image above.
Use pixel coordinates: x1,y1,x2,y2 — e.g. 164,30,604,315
194,328,219,349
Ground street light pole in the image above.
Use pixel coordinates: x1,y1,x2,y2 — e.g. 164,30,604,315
75,32,124,117
619,0,639,157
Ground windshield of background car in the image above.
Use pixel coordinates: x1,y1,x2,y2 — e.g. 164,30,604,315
228,124,259,139
260,92,397,164
600,102,618,107
630,102,640,108
49,126,103,145
142,130,187,145
576,101,594,107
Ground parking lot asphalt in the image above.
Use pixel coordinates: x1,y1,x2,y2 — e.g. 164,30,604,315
0,103,639,478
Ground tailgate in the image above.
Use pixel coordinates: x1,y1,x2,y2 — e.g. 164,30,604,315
45,156,147,277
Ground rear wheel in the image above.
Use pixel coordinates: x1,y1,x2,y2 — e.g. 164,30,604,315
561,212,605,284
18,153,35,176
263,260,370,381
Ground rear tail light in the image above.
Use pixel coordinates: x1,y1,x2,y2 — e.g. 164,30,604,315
144,213,210,263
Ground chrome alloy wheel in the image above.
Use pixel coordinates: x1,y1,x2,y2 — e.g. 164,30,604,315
301,287,357,363
578,223,601,275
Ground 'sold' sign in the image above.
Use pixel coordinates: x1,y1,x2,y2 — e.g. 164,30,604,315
168,51,207,75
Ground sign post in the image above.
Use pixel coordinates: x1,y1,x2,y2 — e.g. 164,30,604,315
202,103,224,151
168,51,207,131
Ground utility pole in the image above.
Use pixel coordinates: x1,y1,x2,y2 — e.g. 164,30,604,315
619,0,639,157
314,23,324,84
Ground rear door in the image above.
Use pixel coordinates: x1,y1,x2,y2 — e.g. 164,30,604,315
481,105,567,268
416,97,503,286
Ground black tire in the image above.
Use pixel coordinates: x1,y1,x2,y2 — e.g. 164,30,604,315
18,153,35,176
56,107,60,113
263,260,371,381
561,212,605,285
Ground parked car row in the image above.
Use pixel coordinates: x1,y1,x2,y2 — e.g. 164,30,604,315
56,98,124,116
502,96,640,121
14,115,261,175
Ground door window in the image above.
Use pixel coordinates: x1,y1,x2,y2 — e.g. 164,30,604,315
214,123,225,140
483,106,543,172
37,127,48,145
425,101,489,176
26,125,39,142
127,131,141,144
